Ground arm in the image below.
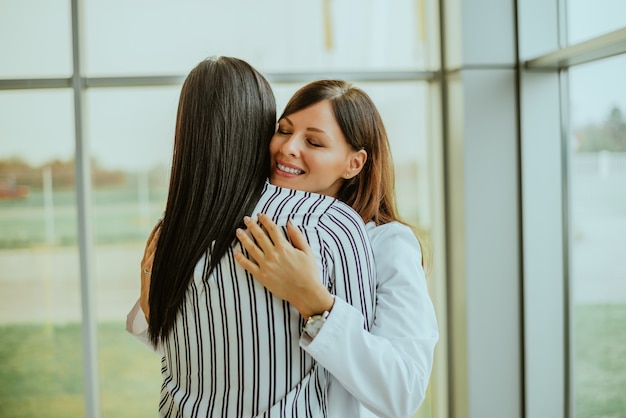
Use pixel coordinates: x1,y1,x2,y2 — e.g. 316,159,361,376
125,299,161,353
125,221,162,354
236,218,438,417
304,223,439,417
140,220,161,321
235,210,375,324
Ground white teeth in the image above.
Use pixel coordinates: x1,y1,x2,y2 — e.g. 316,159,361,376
277,163,304,175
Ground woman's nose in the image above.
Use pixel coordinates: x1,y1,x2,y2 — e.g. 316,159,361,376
280,135,300,157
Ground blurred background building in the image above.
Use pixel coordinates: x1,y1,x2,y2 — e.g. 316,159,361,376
0,0,624,417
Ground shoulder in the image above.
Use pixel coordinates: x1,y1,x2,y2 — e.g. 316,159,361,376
318,199,369,239
367,222,422,257
325,198,366,223
254,183,369,244
367,222,420,246
256,182,336,218
258,182,365,227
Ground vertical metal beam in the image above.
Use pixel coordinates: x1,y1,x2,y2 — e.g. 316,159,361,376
70,0,101,417
513,1,527,417
436,1,454,417
442,0,522,416
558,2,571,416
520,69,566,418
558,68,572,418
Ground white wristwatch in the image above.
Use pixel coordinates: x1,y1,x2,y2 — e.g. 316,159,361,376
303,310,330,339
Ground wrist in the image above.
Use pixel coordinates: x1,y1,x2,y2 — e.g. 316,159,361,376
296,289,335,320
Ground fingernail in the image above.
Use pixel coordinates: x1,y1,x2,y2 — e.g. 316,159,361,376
236,228,244,235
243,216,252,224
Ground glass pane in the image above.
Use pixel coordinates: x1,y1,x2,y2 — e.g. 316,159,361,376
569,54,626,417
84,0,436,76
0,90,84,416
0,0,72,78
86,87,178,417
567,0,626,44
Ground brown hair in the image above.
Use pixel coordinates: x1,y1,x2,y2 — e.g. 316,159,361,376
281,80,432,272
280,80,400,225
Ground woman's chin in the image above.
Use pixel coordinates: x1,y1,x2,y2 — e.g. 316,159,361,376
269,175,292,188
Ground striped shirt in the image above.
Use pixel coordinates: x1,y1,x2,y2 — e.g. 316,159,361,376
158,182,376,417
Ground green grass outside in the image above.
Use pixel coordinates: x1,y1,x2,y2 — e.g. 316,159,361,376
574,303,626,418
0,303,624,418
0,187,167,249
0,322,161,418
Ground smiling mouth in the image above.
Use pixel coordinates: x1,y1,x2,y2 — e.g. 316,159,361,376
276,163,304,175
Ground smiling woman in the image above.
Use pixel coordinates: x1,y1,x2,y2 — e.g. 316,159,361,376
270,99,367,198
272,80,399,225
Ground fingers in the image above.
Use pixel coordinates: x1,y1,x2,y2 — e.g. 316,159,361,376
147,227,160,259
139,219,161,322
235,228,264,265
286,221,313,255
257,214,289,247
142,227,160,274
234,250,260,278
243,215,276,252
141,221,161,265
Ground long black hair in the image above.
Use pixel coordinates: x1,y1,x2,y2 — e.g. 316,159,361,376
148,57,276,345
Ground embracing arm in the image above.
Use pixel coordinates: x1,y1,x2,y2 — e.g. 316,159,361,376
235,209,375,325
125,221,162,354
236,218,438,418
235,214,335,319
303,223,439,417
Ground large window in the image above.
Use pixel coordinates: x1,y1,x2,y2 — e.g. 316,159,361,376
520,1,626,417
83,0,438,76
0,1,442,417
0,89,83,417
569,53,626,417
566,2,626,417
0,0,72,79
567,0,626,43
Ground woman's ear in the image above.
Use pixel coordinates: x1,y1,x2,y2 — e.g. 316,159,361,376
344,149,367,179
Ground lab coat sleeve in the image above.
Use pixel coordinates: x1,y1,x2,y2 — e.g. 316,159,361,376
301,222,439,418
125,299,163,355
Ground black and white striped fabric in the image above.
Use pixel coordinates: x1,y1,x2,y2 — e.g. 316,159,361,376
158,182,376,417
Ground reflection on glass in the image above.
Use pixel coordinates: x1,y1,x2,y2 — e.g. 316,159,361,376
569,54,626,417
86,87,180,416
0,90,84,417
567,0,626,44
0,0,72,78
84,0,435,76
